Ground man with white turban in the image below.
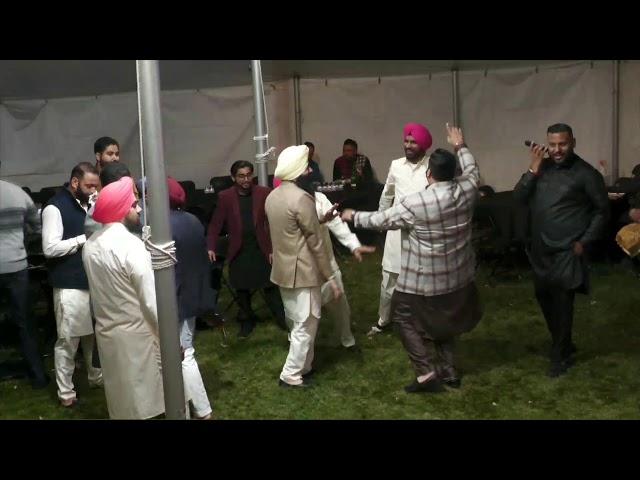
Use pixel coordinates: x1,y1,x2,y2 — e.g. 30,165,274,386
82,176,165,419
265,145,342,388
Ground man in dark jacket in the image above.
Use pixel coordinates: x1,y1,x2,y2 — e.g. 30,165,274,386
207,161,286,337
514,123,609,377
167,177,213,419
42,162,103,406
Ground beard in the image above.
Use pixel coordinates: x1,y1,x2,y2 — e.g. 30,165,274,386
75,189,90,204
295,174,317,195
124,213,141,229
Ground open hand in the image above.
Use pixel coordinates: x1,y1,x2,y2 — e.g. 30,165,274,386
446,123,464,147
529,143,546,174
352,245,376,262
321,203,340,224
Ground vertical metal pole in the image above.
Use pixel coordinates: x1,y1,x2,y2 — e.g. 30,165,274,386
612,60,620,181
293,74,302,144
136,60,186,420
452,69,460,127
251,60,269,187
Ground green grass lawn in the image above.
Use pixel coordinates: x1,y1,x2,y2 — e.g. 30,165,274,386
1,251,639,420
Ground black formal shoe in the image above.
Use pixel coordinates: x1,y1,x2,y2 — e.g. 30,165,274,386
204,313,226,329
302,369,316,379
31,374,50,390
442,377,462,389
278,379,312,389
404,377,446,394
238,320,255,338
547,358,574,378
343,344,361,353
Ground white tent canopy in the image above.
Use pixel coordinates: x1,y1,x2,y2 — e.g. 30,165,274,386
1,60,637,192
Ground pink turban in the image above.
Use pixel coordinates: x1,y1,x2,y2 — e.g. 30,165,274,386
167,177,186,209
93,176,136,224
273,178,282,189
403,123,433,152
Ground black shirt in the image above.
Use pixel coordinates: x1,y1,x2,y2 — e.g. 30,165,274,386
514,153,609,290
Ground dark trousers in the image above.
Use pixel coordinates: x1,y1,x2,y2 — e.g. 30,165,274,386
534,278,576,363
236,285,286,328
391,292,457,379
0,269,46,380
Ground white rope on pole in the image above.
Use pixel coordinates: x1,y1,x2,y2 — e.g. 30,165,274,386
135,61,177,272
255,146,276,164
135,62,148,228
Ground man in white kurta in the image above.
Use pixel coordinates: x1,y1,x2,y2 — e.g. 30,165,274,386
368,123,433,337
82,176,164,419
42,163,103,406
314,191,375,348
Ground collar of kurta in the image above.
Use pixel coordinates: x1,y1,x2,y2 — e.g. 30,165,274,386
403,155,427,170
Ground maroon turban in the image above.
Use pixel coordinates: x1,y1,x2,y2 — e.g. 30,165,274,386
167,176,186,209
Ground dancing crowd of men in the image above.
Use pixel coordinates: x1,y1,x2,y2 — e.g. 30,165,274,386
0,118,622,417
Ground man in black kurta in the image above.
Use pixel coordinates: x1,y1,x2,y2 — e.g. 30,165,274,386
514,123,609,377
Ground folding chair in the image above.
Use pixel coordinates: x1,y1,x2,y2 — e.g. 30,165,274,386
217,266,270,319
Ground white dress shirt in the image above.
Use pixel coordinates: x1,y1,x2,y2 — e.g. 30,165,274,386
41,199,89,259
314,192,361,272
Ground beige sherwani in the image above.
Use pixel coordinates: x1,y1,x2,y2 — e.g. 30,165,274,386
266,181,334,385
82,222,164,419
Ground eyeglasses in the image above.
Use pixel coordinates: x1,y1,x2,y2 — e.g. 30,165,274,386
235,173,254,180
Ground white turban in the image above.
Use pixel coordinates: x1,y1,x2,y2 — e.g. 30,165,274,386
274,145,309,181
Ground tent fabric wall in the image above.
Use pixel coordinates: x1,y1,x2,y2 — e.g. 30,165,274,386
0,81,294,191
458,62,614,191
619,60,640,177
299,74,453,183
1,60,636,194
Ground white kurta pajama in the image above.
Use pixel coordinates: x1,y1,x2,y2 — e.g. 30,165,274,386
279,286,322,385
377,156,428,326
42,202,102,402
82,222,165,419
315,192,360,348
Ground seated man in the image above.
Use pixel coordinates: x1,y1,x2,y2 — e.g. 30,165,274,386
332,138,374,187
304,141,325,185
606,164,640,260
